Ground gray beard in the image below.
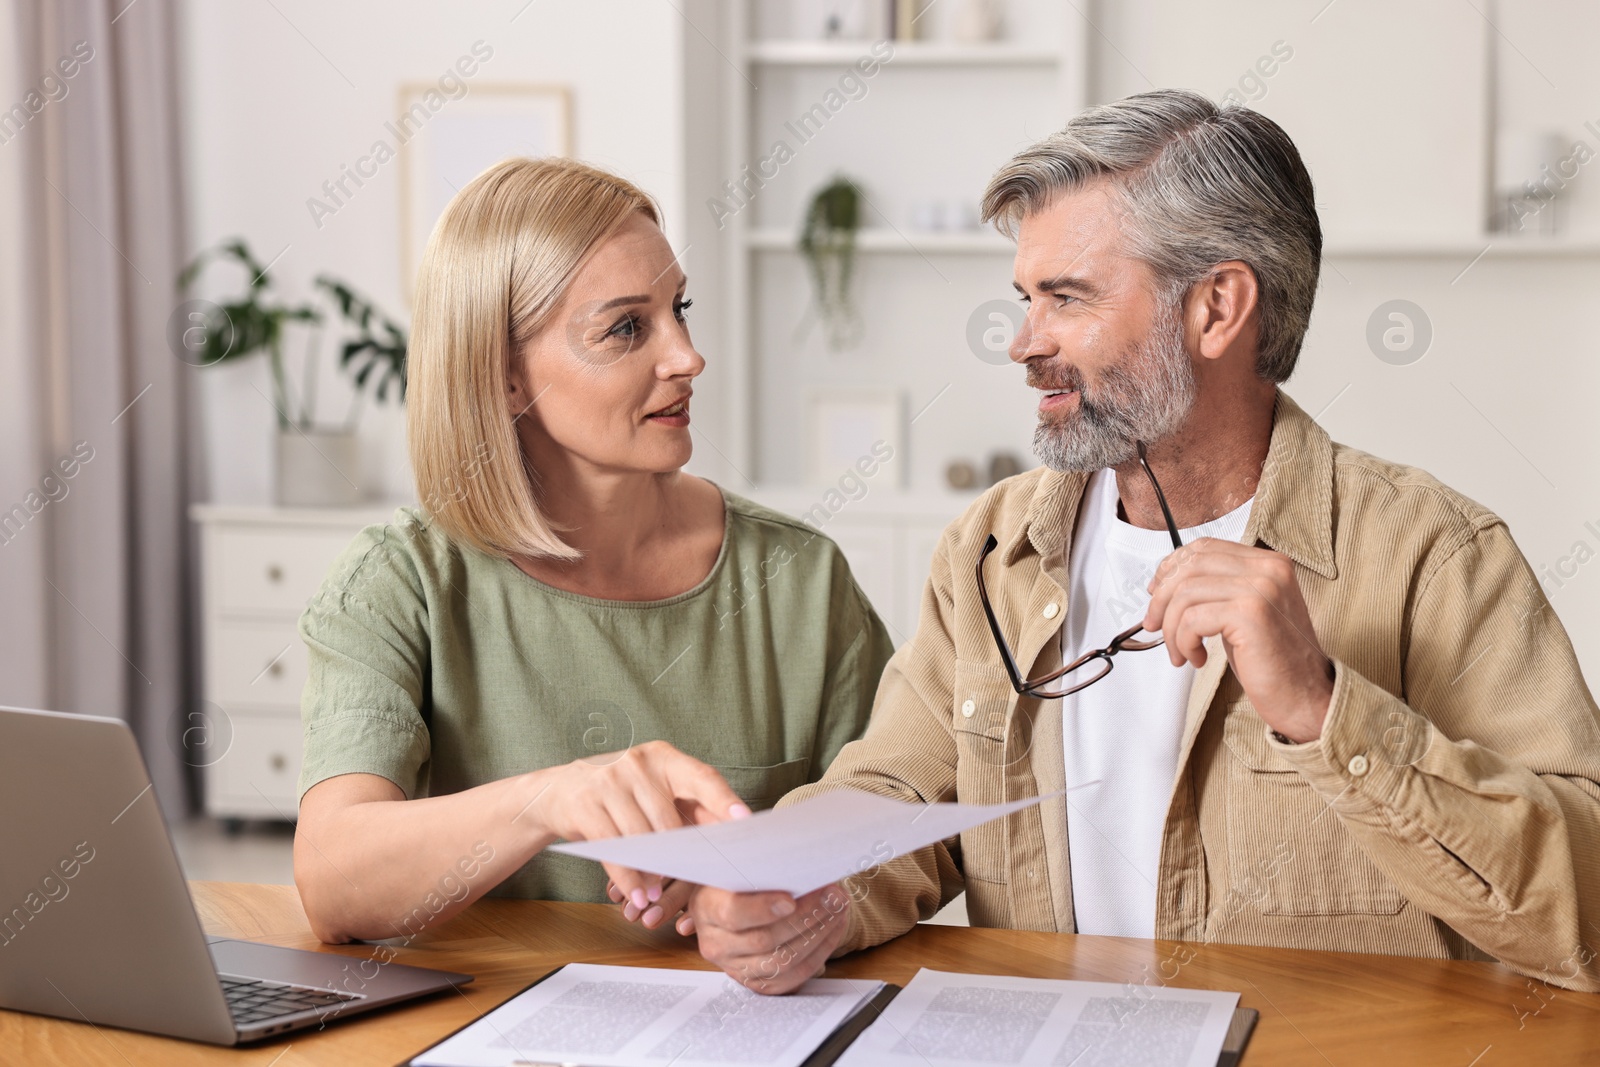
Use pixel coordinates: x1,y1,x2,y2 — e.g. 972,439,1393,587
1033,304,1196,472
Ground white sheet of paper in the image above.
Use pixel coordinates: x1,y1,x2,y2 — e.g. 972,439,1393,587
408,964,882,1067
835,968,1239,1067
549,788,1059,894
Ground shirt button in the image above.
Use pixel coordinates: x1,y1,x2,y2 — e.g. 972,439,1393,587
961,699,976,718
1348,754,1370,777
1042,602,1060,619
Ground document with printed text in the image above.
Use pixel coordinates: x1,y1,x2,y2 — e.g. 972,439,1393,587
549,788,1060,894
407,964,884,1067
835,969,1238,1067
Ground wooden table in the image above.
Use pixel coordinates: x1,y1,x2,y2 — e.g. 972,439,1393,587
2,882,1595,1065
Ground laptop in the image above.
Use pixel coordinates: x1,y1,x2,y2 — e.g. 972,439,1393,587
0,705,472,1045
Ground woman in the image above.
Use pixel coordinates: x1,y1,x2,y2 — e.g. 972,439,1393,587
293,157,894,945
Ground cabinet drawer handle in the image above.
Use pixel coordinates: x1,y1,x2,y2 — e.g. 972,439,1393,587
267,660,284,678
265,564,284,583
270,753,287,773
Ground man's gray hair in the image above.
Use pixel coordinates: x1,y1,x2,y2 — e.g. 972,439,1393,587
982,89,1322,383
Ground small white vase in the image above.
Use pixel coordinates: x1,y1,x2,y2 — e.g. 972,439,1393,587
950,0,1004,42
275,428,363,507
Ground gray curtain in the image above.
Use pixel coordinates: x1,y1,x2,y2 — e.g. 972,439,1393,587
0,0,194,821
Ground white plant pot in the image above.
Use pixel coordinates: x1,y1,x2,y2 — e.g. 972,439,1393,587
950,0,1004,42
275,428,363,508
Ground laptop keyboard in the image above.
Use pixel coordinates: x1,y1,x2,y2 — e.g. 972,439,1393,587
219,974,364,1025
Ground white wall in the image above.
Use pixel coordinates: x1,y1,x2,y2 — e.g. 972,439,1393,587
1089,0,1600,677
178,0,688,504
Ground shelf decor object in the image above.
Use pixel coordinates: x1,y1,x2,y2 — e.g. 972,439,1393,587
1492,128,1569,237
950,0,1005,42
894,0,931,40
805,390,905,487
945,458,979,490
798,174,865,350
986,450,1024,485
813,0,889,39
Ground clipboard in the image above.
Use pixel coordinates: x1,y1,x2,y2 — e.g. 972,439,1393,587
396,965,902,1067
1218,1007,1259,1066
800,981,901,1067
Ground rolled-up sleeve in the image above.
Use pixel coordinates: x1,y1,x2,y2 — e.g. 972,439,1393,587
297,523,433,802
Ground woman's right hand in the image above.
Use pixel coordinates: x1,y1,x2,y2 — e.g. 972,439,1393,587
528,740,750,909
609,877,698,935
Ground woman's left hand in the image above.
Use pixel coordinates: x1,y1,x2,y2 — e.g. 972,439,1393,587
609,878,698,935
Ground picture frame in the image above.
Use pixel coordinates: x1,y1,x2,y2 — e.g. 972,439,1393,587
804,390,905,487
397,83,572,301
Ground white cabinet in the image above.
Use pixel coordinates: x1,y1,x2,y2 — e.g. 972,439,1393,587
191,504,395,824
824,525,897,627
206,713,306,818
214,528,359,615
901,522,948,643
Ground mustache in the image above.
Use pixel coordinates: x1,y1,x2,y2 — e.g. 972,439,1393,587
1026,364,1089,394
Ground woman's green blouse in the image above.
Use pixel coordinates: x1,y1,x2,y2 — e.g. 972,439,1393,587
295,488,895,902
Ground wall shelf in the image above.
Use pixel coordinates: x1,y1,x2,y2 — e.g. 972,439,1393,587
1324,237,1600,258
751,232,1600,259
747,226,1015,254
746,40,1060,66
711,2,1089,494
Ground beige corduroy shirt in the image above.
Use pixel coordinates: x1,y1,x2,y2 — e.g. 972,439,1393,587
785,391,1600,991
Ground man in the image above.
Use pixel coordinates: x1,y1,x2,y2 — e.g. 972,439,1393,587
688,89,1600,994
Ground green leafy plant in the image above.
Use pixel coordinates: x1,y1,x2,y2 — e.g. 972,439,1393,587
177,240,318,428
798,175,864,350
313,276,408,405
177,238,408,430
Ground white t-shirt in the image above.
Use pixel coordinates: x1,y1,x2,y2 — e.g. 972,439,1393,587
1061,468,1253,938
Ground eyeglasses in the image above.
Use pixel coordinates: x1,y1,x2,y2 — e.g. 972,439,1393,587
976,441,1183,700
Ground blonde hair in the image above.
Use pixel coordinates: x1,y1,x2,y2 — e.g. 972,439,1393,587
407,157,661,560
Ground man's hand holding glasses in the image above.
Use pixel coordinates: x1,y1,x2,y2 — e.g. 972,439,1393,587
1143,536,1334,744
977,441,1334,743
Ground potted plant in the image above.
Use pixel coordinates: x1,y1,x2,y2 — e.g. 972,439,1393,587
798,174,864,351
178,239,407,507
